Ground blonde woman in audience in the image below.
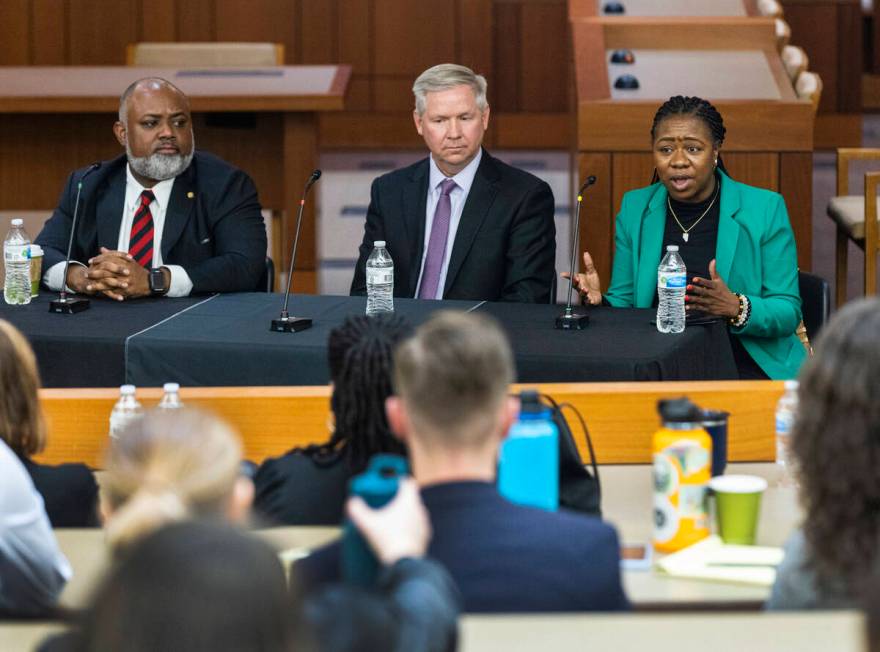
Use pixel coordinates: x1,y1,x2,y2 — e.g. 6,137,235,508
768,298,880,609
0,320,98,527
100,408,253,550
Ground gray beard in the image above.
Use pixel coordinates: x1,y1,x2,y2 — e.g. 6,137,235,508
126,139,195,182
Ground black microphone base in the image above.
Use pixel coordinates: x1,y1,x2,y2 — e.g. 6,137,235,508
555,311,589,330
49,296,90,314
270,316,312,333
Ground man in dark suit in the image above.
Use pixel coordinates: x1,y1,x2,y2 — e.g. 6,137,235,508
294,311,629,613
36,77,266,300
350,64,556,303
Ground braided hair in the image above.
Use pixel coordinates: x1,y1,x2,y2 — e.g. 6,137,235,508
304,314,411,471
650,96,729,178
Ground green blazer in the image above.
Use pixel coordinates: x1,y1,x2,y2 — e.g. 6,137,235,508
605,171,806,380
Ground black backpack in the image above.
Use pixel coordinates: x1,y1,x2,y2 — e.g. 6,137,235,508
542,394,602,517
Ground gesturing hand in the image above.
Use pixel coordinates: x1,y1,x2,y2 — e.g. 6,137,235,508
561,251,602,306
686,259,740,319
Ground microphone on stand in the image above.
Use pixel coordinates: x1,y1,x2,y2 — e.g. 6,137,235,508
271,169,321,333
49,162,101,314
555,175,597,330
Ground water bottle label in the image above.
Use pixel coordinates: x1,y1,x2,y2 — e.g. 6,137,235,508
658,271,686,289
367,269,393,285
775,413,794,434
4,244,29,263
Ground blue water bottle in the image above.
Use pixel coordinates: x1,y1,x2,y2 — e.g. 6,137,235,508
341,454,409,587
498,391,559,511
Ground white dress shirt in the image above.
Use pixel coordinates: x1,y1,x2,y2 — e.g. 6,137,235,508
414,148,483,299
44,164,194,297
0,440,71,616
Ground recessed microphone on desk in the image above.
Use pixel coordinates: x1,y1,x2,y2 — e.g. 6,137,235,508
603,2,625,14
610,49,635,65
614,74,640,90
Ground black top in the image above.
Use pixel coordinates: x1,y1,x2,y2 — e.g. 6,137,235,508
661,182,721,293
20,456,99,528
253,448,354,526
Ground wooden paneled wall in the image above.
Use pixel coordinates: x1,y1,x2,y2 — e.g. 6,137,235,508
0,0,573,150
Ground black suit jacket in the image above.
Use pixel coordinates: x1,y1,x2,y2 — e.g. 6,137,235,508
350,151,556,303
19,456,99,528
36,151,267,294
293,482,629,613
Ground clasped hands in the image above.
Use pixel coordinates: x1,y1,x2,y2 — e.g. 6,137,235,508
561,252,741,319
66,247,155,301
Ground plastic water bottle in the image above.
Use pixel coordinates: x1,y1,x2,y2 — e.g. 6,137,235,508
157,383,184,410
775,380,799,486
109,385,144,439
4,218,31,306
498,391,559,511
657,244,686,334
365,240,393,316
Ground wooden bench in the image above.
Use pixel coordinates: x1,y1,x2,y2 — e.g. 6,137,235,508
36,381,784,468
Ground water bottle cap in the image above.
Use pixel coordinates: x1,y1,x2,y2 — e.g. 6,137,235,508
666,245,679,252
120,384,136,395
11,219,22,227
657,397,702,423
29,244,42,256
373,240,386,247
783,380,799,390
518,390,544,414
163,382,180,392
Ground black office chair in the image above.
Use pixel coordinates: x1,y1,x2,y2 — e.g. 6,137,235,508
256,256,275,293
798,270,830,344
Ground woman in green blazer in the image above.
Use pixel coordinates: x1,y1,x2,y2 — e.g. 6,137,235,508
567,96,806,380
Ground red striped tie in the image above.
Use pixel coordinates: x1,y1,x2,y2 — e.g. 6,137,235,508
129,190,155,268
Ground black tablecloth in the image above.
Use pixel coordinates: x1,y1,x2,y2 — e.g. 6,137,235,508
0,293,738,387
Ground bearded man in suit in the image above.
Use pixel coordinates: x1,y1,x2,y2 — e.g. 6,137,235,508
37,77,267,300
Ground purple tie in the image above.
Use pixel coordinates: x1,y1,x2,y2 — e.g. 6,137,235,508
419,178,457,299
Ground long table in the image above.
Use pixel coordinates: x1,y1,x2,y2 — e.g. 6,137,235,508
2,293,738,388
47,463,796,612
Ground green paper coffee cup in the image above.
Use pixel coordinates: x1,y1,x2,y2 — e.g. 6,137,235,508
29,245,43,298
709,474,768,545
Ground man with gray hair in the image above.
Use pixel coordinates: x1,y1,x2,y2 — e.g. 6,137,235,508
295,311,629,613
37,77,267,299
350,64,556,303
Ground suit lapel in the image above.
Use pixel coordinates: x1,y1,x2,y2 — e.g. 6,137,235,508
443,152,498,296
96,170,126,250
635,185,666,307
402,161,429,297
160,162,197,259
715,172,741,285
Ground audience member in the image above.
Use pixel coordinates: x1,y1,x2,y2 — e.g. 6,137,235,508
767,298,880,609
44,480,458,652
254,315,410,525
0,320,98,527
0,439,71,617
295,311,629,613
101,408,252,550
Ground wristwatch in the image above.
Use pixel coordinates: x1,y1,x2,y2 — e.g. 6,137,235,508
149,267,169,295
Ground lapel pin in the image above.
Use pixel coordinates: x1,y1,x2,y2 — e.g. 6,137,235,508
187,191,195,199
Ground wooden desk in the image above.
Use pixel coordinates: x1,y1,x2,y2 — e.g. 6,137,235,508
460,611,864,652
571,18,814,285
0,65,351,293
34,380,785,469
50,463,798,611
